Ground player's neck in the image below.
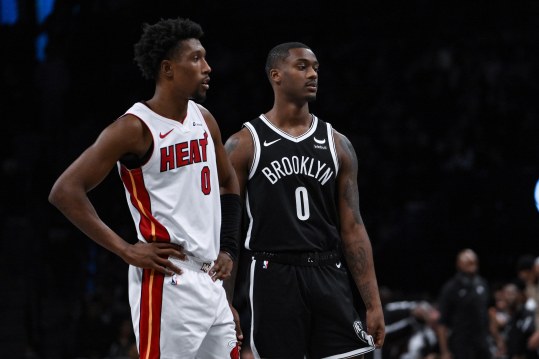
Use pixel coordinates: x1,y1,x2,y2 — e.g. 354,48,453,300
266,103,311,126
146,91,189,123
264,105,313,137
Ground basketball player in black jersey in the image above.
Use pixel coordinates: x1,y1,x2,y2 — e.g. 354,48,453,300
225,42,385,358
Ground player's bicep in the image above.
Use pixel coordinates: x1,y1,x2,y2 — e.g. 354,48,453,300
224,130,252,199
335,132,364,231
216,143,239,195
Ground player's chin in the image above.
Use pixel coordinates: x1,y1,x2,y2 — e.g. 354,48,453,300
192,91,207,103
306,93,317,102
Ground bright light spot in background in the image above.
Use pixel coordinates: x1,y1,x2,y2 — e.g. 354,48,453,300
535,178,539,212
36,0,55,23
1,0,18,24
35,0,56,62
36,33,49,62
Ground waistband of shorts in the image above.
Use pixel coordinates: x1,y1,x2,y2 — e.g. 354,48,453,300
169,255,214,273
253,249,341,266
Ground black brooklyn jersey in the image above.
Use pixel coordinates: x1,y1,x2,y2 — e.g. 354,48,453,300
244,114,341,252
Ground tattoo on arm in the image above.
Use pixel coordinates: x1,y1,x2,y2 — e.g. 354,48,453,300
345,246,367,280
345,246,373,307
224,137,239,155
358,282,374,308
338,134,377,309
340,135,363,225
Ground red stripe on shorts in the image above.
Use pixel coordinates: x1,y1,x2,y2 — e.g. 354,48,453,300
139,268,165,359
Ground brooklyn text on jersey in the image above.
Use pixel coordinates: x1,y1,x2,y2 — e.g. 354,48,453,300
261,155,334,185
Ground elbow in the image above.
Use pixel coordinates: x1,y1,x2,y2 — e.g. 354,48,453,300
48,185,60,208
219,175,240,196
48,180,67,209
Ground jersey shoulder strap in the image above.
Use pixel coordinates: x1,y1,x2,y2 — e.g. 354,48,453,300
243,116,264,179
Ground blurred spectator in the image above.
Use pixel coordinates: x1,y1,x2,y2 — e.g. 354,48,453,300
515,254,538,314
489,282,511,358
436,248,501,359
382,298,440,359
503,279,539,359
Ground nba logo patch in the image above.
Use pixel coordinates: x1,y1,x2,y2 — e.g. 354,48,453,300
171,273,178,285
263,260,269,269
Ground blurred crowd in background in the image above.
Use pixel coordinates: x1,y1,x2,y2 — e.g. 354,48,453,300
1,0,538,358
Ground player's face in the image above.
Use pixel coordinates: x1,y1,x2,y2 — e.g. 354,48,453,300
279,48,319,103
170,39,211,102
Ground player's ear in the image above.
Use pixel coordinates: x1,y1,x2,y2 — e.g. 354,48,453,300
269,69,281,85
161,60,173,78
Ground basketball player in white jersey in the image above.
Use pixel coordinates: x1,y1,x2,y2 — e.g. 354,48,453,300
225,42,385,358
49,18,242,359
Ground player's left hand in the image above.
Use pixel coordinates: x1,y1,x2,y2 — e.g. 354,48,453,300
367,306,386,348
229,303,243,349
209,250,234,281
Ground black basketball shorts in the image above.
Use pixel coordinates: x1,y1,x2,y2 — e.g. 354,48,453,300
247,256,375,359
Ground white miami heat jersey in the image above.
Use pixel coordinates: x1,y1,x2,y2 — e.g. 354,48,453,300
118,101,221,261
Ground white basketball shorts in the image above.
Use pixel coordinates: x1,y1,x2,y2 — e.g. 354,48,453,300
128,255,239,359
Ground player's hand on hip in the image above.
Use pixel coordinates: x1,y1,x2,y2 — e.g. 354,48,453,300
209,250,234,281
124,241,185,276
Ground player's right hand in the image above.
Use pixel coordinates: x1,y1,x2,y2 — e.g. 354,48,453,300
123,241,186,275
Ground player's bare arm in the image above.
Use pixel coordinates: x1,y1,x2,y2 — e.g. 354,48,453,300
48,115,185,275
221,128,254,298
224,128,253,200
199,105,242,280
223,128,254,348
199,106,244,347
334,129,386,348
220,128,252,296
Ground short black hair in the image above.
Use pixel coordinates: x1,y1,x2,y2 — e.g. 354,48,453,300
134,17,204,80
265,42,311,78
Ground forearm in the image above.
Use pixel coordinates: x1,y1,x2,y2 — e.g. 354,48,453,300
219,164,240,196
341,225,382,311
223,259,239,302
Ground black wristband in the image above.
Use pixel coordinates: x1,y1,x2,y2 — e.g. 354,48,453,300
220,193,241,261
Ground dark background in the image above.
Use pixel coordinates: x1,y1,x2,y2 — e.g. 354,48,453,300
1,0,539,357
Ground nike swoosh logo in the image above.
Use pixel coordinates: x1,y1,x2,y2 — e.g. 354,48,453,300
336,262,342,268
159,129,174,139
314,137,326,144
263,139,281,147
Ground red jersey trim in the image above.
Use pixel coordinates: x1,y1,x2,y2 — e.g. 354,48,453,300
120,165,171,242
